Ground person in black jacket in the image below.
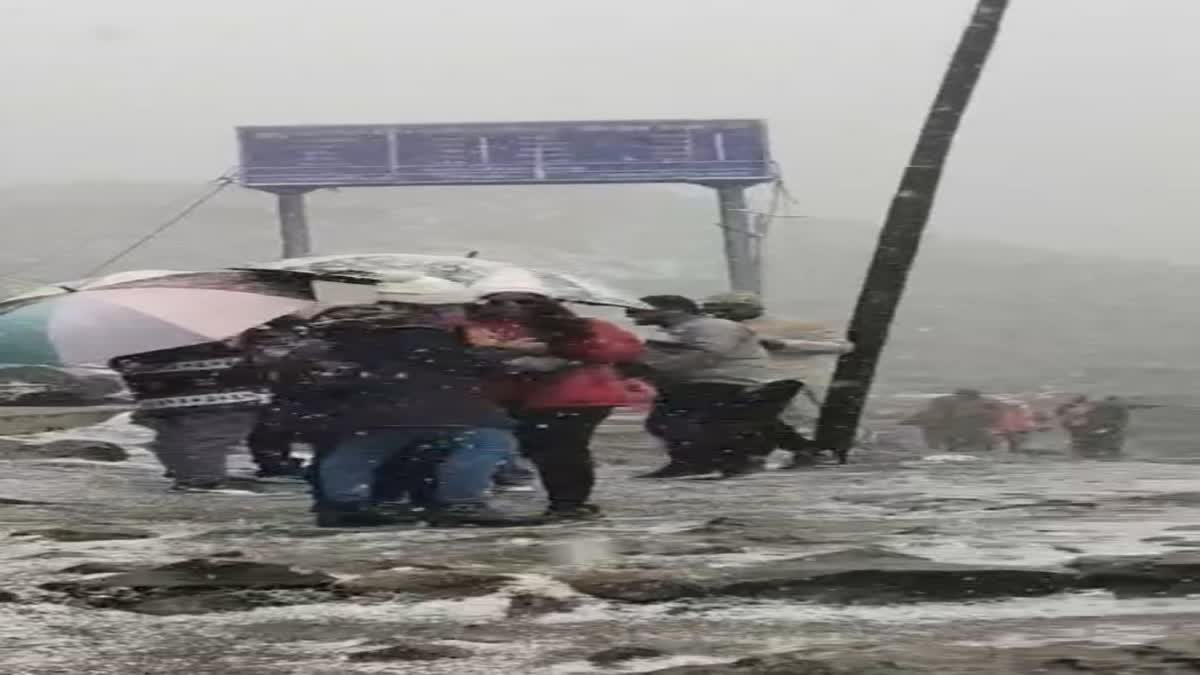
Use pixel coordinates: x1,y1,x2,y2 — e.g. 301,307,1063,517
280,276,543,528
243,315,312,478
110,336,269,492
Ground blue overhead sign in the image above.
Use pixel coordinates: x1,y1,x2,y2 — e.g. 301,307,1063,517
236,119,772,188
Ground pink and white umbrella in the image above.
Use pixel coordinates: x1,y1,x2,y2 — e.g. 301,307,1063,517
0,285,313,366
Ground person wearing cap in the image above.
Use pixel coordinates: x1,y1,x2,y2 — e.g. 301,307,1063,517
701,291,852,466
467,288,644,521
628,294,794,478
278,275,540,527
700,291,851,365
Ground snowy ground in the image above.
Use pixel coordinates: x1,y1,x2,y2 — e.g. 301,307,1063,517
1,417,1200,674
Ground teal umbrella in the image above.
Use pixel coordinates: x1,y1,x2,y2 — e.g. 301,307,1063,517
0,300,59,364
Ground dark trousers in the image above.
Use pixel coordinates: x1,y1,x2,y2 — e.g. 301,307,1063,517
514,407,613,508
646,383,748,471
647,381,801,473
373,451,440,507
246,422,297,473
771,419,814,455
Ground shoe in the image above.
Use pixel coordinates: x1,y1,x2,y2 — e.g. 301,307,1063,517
781,451,821,470
425,503,548,528
776,431,816,454
635,463,714,479
315,507,416,528
373,501,426,523
718,459,767,479
255,460,307,479
544,503,604,521
492,483,537,494
169,481,261,495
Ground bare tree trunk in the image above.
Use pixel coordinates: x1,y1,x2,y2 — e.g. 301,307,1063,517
814,0,1011,463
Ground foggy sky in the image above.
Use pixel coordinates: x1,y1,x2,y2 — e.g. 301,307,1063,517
2,0,1199,262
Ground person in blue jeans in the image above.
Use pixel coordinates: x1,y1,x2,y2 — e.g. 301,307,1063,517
320,427,520,519
275,275,546,528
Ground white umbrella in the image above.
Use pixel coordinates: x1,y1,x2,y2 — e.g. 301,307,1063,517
239,253,650,309
1,270,192,306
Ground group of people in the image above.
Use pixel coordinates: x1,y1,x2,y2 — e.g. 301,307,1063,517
903,388,1141,456
1055,395,1144,457
903,389,1038,452
109,277,845,528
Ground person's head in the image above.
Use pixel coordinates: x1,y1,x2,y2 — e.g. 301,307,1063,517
476,291,558,321
702,291,765,322
314,275,474,330
476,292,589,342
375,275,475,325
627,294,702,327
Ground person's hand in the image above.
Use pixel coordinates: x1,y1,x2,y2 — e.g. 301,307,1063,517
464,326,504,347
506,356,572,372
760,337,788,352
500,337,550,354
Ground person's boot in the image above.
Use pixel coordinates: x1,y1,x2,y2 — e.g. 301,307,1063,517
255,458,307,480
315,504,415,528
492,457,538,493
781,450,821,470
169,480,262,495
635,462,713,479
425,502,548,528
718,457,767,479
544,502,604,522
774,425,813,453
374,501,426,523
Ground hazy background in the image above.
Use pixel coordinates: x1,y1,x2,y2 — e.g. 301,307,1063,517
3,0,1200,262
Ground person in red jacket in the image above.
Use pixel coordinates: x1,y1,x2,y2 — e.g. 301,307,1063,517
468,292,645,521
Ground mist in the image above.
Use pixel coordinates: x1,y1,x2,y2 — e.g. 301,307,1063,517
2,0,1200,262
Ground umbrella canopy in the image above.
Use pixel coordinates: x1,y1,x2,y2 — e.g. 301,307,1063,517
0,270,192,312
0,269,325,313
0,286,313,366
240,253,650,309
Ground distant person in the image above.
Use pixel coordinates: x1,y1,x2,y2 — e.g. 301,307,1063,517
1055,395,1094,454
111,336,269,493
992,399,1037,451
900,402,948,450
631,295,799,478
908,389,1003,452
1080,396,1132,457
942,389,1004,451
468,289,644,521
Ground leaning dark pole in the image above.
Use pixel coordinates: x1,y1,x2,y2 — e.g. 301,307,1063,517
815,0,1011,463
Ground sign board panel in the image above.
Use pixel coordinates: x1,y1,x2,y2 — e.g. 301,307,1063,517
237,119,772,188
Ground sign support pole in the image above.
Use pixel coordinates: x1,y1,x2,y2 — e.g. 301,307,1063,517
273,190,313,259
715,184,762,295
814,0,1010,463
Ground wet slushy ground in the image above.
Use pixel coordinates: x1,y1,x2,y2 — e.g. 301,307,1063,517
2,416,1199,674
